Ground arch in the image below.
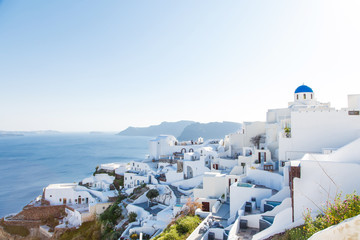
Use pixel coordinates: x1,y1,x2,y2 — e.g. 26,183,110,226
181,148,186,154
189,148,194,153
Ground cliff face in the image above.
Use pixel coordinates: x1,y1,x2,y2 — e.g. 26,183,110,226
117,120,195,137
177,121,242,141
0,204,67,240
0,226,47,240
118,120,242,140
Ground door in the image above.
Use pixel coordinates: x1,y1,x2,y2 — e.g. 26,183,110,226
63,198,67,204
202,202,210,212
258,152,261,164
78,196,82,204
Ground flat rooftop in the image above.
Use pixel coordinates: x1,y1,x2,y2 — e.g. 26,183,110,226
46,183,77,189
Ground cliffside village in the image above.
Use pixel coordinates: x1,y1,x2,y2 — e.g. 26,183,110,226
4,85,360,240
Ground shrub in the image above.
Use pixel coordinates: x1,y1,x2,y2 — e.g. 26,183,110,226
130,233,139,239
99,203,122,225
272,225,307,240
113,177,124,190
102,230,123,240
128,212,137,223
304,192,360,238
185,198,202,216
59,221,101,240
115,194,127,204
154,215,201,240
175,216,201,234
276,192,360,240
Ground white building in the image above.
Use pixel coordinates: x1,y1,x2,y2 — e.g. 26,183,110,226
252,137,360,240
223,122,266,158
194,172,241,212
265,85,360,164
148,135,217,161
43,183,97,205
82,173,115,191
124,172,151,189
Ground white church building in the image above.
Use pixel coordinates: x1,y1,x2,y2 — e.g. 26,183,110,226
265,85,360,166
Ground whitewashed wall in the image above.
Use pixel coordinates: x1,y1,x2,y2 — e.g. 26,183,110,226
293,161,360,221
279,109,360,161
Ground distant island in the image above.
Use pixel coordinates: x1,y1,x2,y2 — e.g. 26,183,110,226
0,130,61,137
117,120,242,140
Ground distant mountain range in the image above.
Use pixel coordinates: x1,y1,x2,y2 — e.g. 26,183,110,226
177,121,242,140
117,121,242,140
118,121,195,138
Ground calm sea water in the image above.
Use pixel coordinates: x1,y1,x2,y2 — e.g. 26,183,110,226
0,133,151,217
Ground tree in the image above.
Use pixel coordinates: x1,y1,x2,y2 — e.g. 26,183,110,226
146,189,159,204
250,134,264,149
185,198,202,216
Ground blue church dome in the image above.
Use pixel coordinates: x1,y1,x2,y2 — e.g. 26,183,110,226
295,85,313,93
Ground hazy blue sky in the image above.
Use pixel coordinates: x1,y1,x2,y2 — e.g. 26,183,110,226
1,0,360,132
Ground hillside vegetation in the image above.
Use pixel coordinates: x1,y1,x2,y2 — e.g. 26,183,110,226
272,192,360,240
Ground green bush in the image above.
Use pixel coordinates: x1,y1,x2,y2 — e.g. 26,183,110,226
128,212,137,223
272,225,307,240
175,216,201,234
276,192,360,240
59,221,101,240
100,203,122,225
146,189,160,201
113,178,124,190
102,230,122,240
303,192,360,238
154,215,201,240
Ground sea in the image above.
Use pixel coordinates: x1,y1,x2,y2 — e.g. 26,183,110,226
0,133,151,218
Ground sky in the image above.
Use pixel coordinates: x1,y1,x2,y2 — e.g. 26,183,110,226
0,0,360,132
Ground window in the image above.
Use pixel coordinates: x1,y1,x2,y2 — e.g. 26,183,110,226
69,199,72,203
75,199,77,202
59,198,62,202
50,195,52,197
349,111,360,115
311,94,313,99
304,94,306,99
297,94,299,100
